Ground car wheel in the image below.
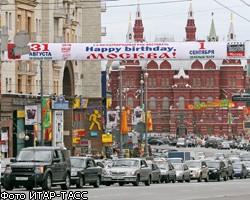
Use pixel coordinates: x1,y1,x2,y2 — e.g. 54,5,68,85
76,176,84,188
61,173,70,190
172,176,176,183
197,174,202,182
4,180,14,191
133,175,140,186
186,175,191,183
93,176,100,188
145,175,151,186
230,174,234,180
25,185,34,190
217,174,221,182
119,182,125,186
105,183,111,186
165,176,169,183
179,176,184,183
42,173,52,190
156,175,161,184
240,173,243,179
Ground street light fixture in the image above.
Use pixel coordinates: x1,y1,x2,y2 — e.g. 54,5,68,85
144,72,149,157
118,65,125,158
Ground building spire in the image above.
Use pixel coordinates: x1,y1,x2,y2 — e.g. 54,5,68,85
227,12,236,41
126,13,134,43
185,0,196,41
133,1,144,42
207,12,219,42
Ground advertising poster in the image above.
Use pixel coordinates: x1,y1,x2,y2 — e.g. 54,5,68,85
107,110,118,127
25,105,38,125
53,110,64,146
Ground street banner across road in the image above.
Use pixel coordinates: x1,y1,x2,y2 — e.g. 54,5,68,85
4,41,249,61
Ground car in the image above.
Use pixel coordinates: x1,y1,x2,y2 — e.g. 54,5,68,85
1,158,14,187
185,160,209,182
247,144,250,151
206,160,228,181
148,138,164,145
197,152,205,160
242,161,250,177
101,158,152,186
155,160,176,183
146,160,161,183
176,138,187,148
172,163,191,182
205,139,218,148
217,141,230,150
70,156,102,188
213,152,225,160
187,138,197,147
232,163,248,179
222,159,234,180
3,147,71,191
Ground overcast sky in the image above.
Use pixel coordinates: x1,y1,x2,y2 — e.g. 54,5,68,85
102,0,250,43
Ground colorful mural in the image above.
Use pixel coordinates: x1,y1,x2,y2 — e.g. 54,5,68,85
186,99,236,110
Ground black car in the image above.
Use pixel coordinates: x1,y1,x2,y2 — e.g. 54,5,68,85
205,139,218,148
232,163,248,179
222,159,234,180
206,160,228,181
148,138,164,145
3,147,71,190
70,156,102,188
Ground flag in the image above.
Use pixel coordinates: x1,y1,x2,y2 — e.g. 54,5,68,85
121,110,128,134
147,111,153,131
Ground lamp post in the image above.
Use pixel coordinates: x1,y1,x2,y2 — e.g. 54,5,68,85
144,72,149,157
118,65,125,158
140,75,144,108
40,60,44,146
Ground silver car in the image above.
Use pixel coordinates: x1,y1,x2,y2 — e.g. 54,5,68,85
185,160,209,182
172,163,191,182
102,158,152,186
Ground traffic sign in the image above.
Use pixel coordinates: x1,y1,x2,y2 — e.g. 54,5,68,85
232,93,250,102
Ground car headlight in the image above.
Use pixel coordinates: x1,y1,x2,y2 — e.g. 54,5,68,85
35,166,44,173
4,166,12,173
102,169,110,175
71,171,78,176
127,171,136,176
213,170,218,173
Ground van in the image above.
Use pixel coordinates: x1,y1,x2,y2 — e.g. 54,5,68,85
176,138,187,148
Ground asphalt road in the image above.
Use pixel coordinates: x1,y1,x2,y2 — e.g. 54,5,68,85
1,178,250,200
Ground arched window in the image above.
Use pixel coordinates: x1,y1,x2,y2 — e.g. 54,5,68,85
127,97,134,109
194,97,200,105
178,96,185,109
207,97,213,103
149,97,156,110
162,97,169,110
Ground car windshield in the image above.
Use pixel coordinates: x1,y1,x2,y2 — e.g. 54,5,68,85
16,150,52,162
206,161,220,168
233,163,242,169
113,159,139,167
186,161,201,168
71,158,85,168
172,164,183,170
156,162,169,170
243,162,250,167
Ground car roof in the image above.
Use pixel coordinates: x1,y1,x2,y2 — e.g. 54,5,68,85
21,146,66,151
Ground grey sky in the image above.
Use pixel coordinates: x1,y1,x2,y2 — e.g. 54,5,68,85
102,0,250,43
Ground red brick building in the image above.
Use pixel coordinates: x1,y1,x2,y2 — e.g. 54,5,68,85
109,3,247,138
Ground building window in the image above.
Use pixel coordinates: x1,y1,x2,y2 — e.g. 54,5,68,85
232,78,236,88
207,126,214,135
153,78,156,87
128,97,134,108
178,96,185,109
149,77,152,88
54,80,59,95
194,97,200,106
211,78,214,88
206,77,210,87
131,78,134,87
193,78,196,88
207,97,213,103
162,97,169,110
149,97,156,110
5,78,8,93
197,78,201,88
161,78,165,87
9,13,12,30
166,78,169,87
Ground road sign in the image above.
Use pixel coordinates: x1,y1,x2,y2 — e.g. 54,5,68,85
232,93,250,102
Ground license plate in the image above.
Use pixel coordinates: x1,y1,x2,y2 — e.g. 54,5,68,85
16,177,28,181
113,176,123,179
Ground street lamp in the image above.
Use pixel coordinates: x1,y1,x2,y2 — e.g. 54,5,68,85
118,65,125,158
140,75,144,108
144,72,149,157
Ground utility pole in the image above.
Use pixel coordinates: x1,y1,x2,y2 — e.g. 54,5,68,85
40,60,44,146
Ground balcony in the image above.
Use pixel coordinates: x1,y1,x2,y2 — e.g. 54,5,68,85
101,26,107,36
18,62,37,76
54,7,67,18
101,3,107,12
